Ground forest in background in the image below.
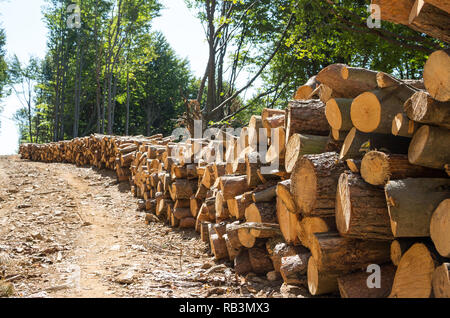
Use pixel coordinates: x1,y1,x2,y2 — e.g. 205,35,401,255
0,0,445,144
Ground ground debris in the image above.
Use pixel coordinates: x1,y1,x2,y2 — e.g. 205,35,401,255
0,156,280,298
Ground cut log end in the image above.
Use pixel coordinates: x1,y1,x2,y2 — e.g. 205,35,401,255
430,199,450,258
424,49,450,102
360,151,391,185
432,263,450,298
307,256,338,296
350,92,380,133
389,243,437,298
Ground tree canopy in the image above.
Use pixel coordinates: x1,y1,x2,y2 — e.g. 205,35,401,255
5,0,446,143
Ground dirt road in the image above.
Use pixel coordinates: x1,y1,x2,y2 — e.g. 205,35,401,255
0,156,288,298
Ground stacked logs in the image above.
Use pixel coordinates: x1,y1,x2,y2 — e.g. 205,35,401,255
18,59,449,298
371,0,450,44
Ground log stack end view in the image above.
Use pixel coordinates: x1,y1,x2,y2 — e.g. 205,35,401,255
18,46,450,298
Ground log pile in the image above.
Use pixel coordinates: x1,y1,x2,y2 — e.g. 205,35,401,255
19,56,449,298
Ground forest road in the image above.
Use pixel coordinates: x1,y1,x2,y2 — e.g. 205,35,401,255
0,156,287,298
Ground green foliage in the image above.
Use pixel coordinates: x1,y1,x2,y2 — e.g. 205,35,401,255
0,27,7,120
14,0,199,143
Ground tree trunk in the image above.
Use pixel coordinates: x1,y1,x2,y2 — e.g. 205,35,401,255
280,251,310,286
285,100,330,141
404,91,450,128
125,70,130,136
408,1,450,43
408,125,450,169
307,256,339,296
385,178,450,237
294,76,320,100
297,217,336,249
276,197,300,245
285,133,329,173
392,112,422,137
310,232,391,273
336,171,393,240
361,151,447,185
339,127,411,160
351,85,418,134
291,152,346,217
316,64,378,98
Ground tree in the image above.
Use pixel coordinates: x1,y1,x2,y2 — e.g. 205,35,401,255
185,0,295,123
8,56,40,143
0,27,8,130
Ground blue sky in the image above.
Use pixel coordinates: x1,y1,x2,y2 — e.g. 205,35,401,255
0,0,211,155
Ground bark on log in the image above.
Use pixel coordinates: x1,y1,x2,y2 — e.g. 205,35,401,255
432,263,450,298
385,178,450,237
245,202,277,224
179,217,196,229
266,241,302,272
408,1,450,44
297,216,336,249
307,256,339,296
372,0,450,43
392,113,422,137
276,180,297,214
218,175,249,200
173,207,192,220
276,197,301,245
248,247,274,275
316,64,378,98
294,76,320,100
337,264,396,298
410,125,450,170
171,179,197,200
252,186,277,203
361,151,446,185
291,152,346,217
285,100,330,142
310,232,391,273
430,199,450,257
234,249,253,275
404,91,450,128
390,238,429,266
223,234,239,261
376,72,425,90
285,133,329,173
336,171,393,240
340,127,411,160
210,233,228,260
423,0,450,14
280,250,310,286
